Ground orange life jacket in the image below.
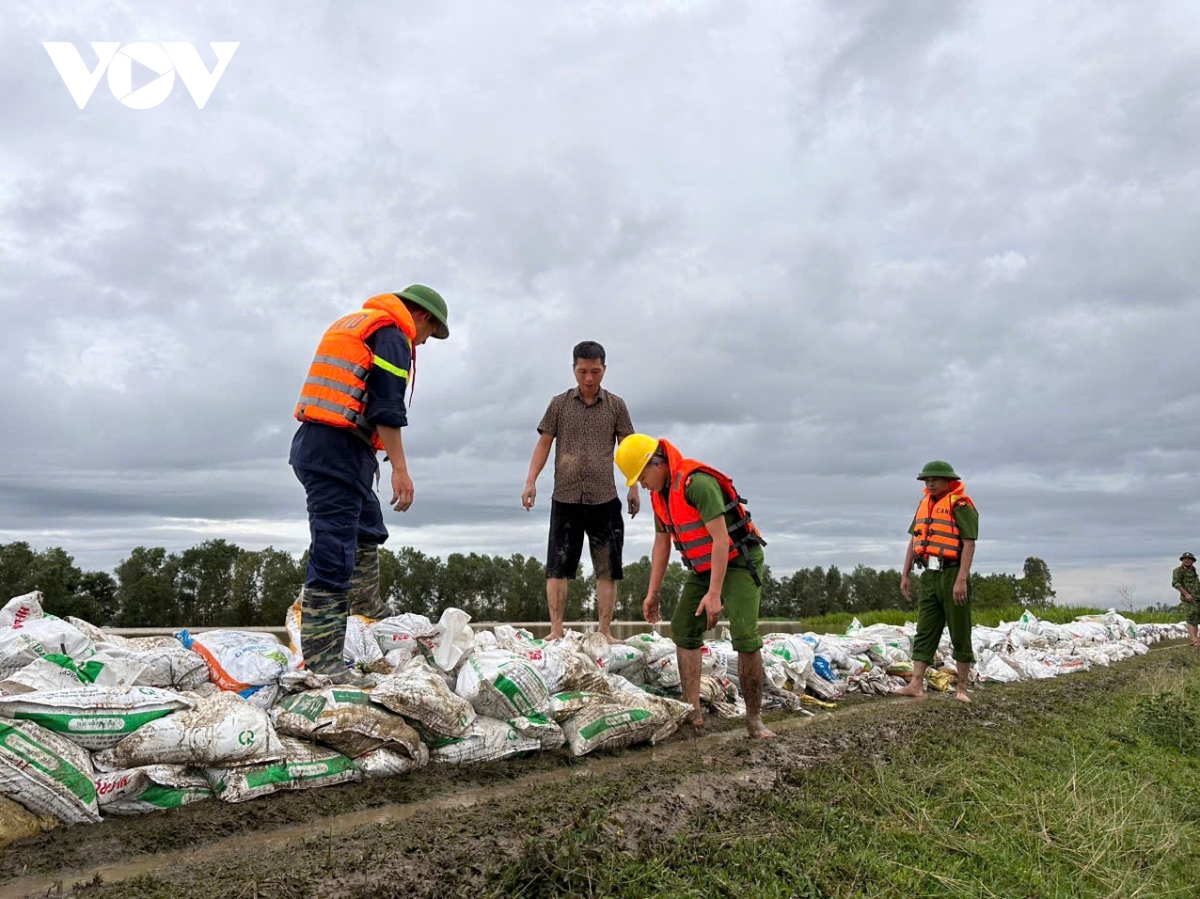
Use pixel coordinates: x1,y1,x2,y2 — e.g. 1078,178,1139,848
294,294,416,451
649,439,765,578
911,481,975,562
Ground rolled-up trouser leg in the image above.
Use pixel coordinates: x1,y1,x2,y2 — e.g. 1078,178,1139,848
301,587,351,675
349,544,392,620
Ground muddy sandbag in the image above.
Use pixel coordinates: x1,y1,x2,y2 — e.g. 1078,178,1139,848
206,736,360,803
272,685,425,761
548,690,611,723
537,646,608,694
97,644,211,692
456,650,551,719
0,617,95,676
561,703,659,757
0,655,142,695
429,716,540,765
95,691,285,770
0,720,101,824
0,686,193,751
0,793,58,847
370,659,475,738
605,643,644,674
354,744,429,778
604,674,695,741
508,713,565,750
624,632,676,664
95,765,213,815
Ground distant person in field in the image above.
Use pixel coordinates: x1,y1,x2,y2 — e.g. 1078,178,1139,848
290,286,450,683
897,460,978,703
522,341,639,642
615,434,774,740
1171,552,1199,647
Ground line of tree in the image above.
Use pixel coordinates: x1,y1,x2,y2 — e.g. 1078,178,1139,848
0,540,1070,628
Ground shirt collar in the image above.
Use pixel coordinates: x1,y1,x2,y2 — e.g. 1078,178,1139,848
570,387,606,403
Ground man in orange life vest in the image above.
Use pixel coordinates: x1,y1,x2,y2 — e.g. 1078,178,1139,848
290,286,449,682
897,460,978,703
615,434,775,739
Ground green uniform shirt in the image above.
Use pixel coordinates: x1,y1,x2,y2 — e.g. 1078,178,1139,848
655,472,764,571
1171,565,1199,595
908,498,979,541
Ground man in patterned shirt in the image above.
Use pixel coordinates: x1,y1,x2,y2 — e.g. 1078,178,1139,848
522,341,640,642
1171,552,1199,647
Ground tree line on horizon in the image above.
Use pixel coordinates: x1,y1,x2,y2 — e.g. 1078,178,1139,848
0,539,1103,629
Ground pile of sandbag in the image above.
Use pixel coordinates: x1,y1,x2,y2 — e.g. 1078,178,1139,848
0,587,1187,839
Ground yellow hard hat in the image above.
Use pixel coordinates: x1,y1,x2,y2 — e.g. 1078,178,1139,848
614,434,659,487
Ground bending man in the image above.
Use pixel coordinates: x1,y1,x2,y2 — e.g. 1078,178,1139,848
615,434,774,739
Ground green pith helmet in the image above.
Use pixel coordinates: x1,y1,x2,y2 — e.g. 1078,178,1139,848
1182,552,1197,562
395,284,449,339
917,460,960,480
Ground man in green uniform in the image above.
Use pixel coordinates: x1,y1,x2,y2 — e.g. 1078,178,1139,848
1171,552,1200,647
615,434,773,740
896,460,978,703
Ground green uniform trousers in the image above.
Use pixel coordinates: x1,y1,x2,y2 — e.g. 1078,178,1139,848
672,555,764,654
911,567,974,664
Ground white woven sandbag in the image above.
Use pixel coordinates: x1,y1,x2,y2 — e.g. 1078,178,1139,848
0,686,193,750
561,703,659,756
272,685,425,760
0,720,100,824
370,659,475,738
428,716,540,765
95,764,213,815
354,744,429,778
206,737,360,803
455,651,551,720
94,691,284,770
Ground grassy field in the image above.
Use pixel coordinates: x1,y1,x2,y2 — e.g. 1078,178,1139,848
496,648,1200,899
764,604,1182,635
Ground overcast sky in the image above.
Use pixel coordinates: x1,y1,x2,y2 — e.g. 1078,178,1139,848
3,1,1198,610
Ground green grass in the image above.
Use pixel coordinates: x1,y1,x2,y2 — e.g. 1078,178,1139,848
762,604,1181,635
493,651,1200,899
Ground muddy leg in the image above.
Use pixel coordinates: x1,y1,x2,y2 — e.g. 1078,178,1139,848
546,578,567,640
954,660,972,703
1188,623,1199,647
896,660,928,699
738,650,775,739
678,647,704,728
596,577,619,643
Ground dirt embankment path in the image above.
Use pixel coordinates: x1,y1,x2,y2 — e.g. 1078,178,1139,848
0,644,1189,899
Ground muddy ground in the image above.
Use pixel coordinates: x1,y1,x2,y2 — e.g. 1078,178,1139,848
0,643,1188,899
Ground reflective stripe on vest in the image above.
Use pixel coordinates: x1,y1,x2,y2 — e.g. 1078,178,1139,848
294,295,416,451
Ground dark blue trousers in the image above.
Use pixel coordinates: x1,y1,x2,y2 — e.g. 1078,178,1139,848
293,466,387,592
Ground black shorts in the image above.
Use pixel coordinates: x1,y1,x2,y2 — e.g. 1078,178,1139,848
546,498,625,580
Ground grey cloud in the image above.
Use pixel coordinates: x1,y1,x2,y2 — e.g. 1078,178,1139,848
1,0,1198,610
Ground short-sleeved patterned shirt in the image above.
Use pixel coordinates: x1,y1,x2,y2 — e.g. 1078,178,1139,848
537,387,635,504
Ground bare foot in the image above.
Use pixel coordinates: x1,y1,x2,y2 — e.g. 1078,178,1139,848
546,631,564,642
954,691,971,704
746,718,775,739
685,709,705,730
895,682,926,700
599,632,623,646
